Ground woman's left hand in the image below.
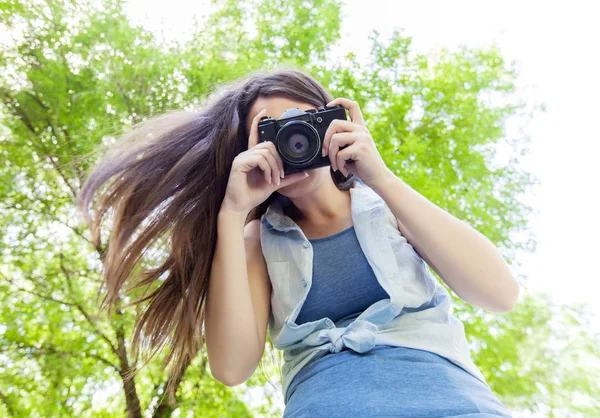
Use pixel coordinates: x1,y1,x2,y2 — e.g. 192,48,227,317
322,98,391,187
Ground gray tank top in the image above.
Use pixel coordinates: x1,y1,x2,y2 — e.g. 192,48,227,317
294,225,389,325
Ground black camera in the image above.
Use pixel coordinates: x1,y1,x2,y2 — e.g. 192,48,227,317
258,104,347,175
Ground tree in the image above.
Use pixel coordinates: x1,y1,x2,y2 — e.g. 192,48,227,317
0,0,598,416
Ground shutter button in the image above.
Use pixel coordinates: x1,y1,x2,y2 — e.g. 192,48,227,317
303,241,310,248
302,278,308,287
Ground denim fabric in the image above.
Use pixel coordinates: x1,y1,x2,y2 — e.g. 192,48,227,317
260,177,489,405
279,207,511,417
283,345,512,417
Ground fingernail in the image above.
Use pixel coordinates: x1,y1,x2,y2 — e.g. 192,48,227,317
303,171,309,177
322,148,326,157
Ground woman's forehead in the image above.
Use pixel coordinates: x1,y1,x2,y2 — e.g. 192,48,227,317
247,96,317,124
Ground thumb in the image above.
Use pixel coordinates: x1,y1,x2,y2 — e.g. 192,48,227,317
275,171,309,189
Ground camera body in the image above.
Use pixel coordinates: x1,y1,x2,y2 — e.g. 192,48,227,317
258,104,347,175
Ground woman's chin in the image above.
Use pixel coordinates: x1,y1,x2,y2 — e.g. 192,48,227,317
277,174,306,194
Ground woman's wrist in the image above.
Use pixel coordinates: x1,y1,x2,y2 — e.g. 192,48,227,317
218,206,249,228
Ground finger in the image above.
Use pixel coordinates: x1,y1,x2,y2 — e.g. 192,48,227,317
264,140,285,178
256,142,284,180
337,145,358,177
253,147,281,185
252,141,284,179
247,153,272,184
327,98,365,126
336,150,349,177
329,131,357,172
322,119,359,159
248,108,268,149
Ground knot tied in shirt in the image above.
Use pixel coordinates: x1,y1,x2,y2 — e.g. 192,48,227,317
302,319,379,354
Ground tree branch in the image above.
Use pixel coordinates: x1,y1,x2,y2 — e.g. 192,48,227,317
24,87,85,186
2,201,95,250
55,253,119,356
0,89,78,199
47,124,79,198
114,79,140,125
1,272,79,307
61,126,85,185
113,298,143,418
0,270,118,357
0,390,16,417
13,341,119,373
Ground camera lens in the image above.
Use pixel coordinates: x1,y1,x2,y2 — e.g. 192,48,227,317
287,133,310,155
276,121,320,165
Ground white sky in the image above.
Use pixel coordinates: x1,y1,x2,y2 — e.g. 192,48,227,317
121,0,600,413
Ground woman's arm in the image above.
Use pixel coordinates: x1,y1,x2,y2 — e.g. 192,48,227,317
319,97,519,312
370,171,520,312
205,211,271,386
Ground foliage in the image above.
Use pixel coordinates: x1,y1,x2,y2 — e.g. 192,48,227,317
0,0,598,416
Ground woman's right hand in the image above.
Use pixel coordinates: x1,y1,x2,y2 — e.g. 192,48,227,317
221,109,309,215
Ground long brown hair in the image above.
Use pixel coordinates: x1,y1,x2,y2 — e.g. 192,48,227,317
76,67,355,402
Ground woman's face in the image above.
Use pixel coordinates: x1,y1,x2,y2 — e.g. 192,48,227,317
245,96,332,198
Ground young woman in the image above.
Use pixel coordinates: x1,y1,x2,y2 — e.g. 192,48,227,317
77,68,518,417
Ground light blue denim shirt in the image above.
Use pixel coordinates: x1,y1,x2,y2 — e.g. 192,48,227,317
260,177,488,402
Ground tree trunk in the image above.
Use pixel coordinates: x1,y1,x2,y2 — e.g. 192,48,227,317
114,301,142,418
151,352,198,417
